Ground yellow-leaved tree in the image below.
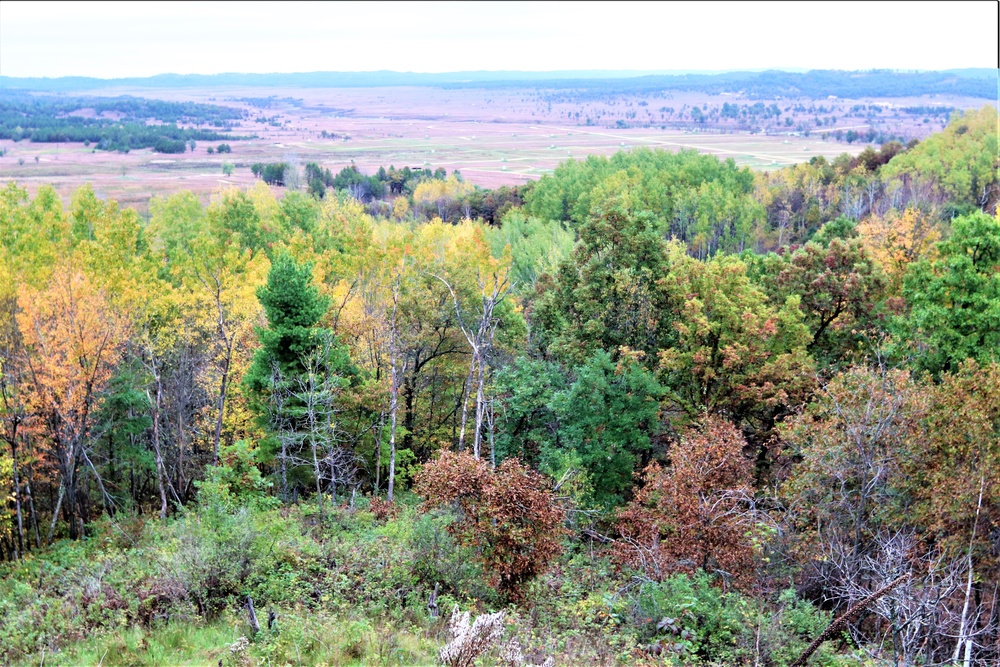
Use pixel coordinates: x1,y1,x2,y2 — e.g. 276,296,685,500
857,207,941,292
17,260,128,541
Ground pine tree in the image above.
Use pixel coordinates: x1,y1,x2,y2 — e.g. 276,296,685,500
244,253,355,503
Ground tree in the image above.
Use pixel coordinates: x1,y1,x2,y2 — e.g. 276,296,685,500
16,262,127,540
434,253,511,462
180,234,266,465
656,246,814,443
779,363,1000,664
549,350,662,507
857,207,941,293
758,237,886,369
892,211,1000,375
532,173,672,364
243,253,354,502
415,450,565,601
615,416,757,589
897,361,1000,588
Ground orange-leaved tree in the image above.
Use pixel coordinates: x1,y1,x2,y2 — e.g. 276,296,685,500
414,450,565,601
615,415,757,590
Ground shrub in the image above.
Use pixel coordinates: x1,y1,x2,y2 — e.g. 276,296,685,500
615,416,757,589
631,573,842,666
415,451,565,601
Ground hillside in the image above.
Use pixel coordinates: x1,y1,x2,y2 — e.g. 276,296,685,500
1,108,998,667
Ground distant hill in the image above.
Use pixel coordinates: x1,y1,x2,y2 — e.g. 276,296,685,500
0,68,994,99
942,68,998,80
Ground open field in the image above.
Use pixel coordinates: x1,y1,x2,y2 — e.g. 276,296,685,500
1,84,990,212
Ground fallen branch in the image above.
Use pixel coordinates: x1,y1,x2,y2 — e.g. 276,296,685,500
791,572,911,667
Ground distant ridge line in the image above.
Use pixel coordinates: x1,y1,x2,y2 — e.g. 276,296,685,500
1,68,995,99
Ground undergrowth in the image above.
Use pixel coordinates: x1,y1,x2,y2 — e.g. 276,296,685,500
0,493,860,666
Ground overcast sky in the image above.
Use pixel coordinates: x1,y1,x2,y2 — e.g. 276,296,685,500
1,1,997,79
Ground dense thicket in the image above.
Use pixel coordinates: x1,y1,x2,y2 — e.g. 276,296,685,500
1,107,998,666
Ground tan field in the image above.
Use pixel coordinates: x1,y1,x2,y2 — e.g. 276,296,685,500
1,84,985,212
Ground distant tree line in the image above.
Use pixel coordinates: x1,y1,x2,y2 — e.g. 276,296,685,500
520,69,997,103
0,93,249,152
251,162,290,185
246,162,527,225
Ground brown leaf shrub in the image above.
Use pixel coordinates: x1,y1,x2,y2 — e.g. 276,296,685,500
368,497,399,523
135,577,189,626
414,451,565,601
614,415,757,589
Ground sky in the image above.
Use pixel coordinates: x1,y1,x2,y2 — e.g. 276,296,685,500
1,1,998,79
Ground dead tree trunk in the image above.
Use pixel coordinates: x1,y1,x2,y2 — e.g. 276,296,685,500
246,596,261,635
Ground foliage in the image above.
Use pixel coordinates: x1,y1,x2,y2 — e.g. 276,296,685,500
856,207,941,293
525,148,763,256
882,106,999,213
548,351,663,507
414,450,565,601
758,236,886,369
615,416,757,589
892,210,1000,375
532,173,674,363
656,246,815,437
896,361,1000,573
630,573,842,666
778,363,1000,663
2,110,1000,663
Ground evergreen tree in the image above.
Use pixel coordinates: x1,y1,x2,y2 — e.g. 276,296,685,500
244,253,356,502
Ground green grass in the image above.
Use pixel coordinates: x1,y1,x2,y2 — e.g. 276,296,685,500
30,611,442,667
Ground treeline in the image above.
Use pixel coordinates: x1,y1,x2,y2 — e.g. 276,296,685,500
523,68,998,102
3,69,994,99
0,93,247,152
1,107,998,665
250,161,528,224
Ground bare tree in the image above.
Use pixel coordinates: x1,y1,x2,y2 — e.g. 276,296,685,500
433,269,510,460
290,336,357,515
386,273,407,501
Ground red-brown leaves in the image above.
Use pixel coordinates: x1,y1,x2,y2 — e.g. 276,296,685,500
614,416,757,589
414,450,565,601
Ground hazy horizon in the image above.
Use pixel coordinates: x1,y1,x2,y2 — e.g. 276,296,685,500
2,67,995,84
2,1,997,79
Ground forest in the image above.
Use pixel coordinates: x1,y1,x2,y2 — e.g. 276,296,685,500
0,93,247,152
0,106,998,666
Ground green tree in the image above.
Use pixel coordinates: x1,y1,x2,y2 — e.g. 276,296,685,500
549,350,663,507
533,173,673,364
243,253,355,502
892,211,1000,375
